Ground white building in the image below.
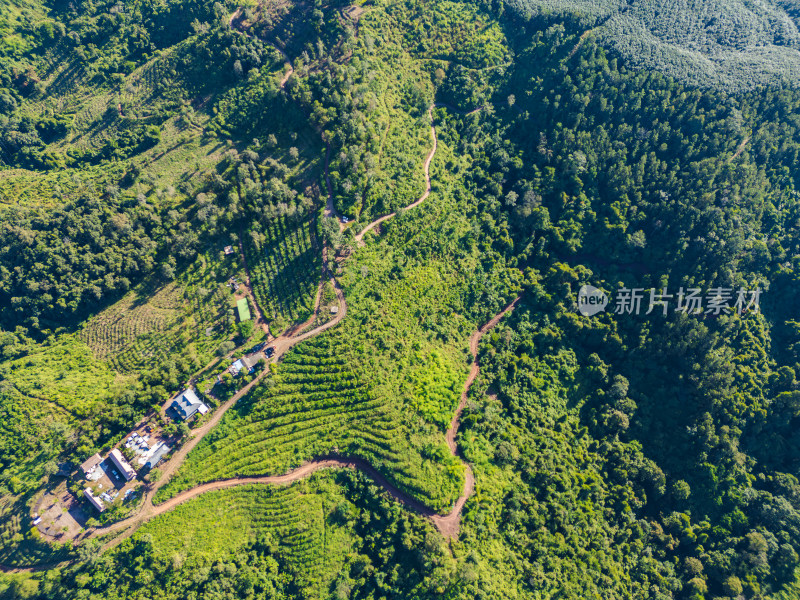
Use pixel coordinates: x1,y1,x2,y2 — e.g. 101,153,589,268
109,448,136,481
85,488,105,513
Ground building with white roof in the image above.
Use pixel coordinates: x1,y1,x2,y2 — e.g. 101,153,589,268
85,488,105,513
109,448,136,481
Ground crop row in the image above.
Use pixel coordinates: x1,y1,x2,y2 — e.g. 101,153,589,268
141,483,327,579
157,333,419,497
78,278,231,373
159,323,466,512
246,215,321,323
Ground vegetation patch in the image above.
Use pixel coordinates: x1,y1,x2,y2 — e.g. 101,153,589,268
407,349,461,430
0,338,132,417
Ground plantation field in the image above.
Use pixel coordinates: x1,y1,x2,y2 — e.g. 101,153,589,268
506,0,800,90
156,332,447,504
135,475,355,593
32,40,92,102
245,213,321,333
80,284,184,360
8,32,234,215
135,121,228,198
79,249,241,374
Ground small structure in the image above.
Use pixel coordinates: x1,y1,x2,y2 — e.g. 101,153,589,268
229,358,245,375
80,453,102,478
170,388,209,421
109,448,137,481
145,442,171,470
237,298,251,321
224,245,235,255
84,488,105,513
330,305,339,314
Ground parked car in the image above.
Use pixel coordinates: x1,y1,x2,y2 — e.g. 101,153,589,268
265,346,275,358
341,216,349,223
248,342,266,354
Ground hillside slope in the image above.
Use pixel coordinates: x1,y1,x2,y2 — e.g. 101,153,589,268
506,0,800,89
1,0,800,598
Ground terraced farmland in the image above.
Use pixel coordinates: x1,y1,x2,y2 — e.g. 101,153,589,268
245,214,321,331
79,256,235,374
156,331,465,512
136,475,355,594
80,284,184,360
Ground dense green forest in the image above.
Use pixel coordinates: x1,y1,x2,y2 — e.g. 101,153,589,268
506,0,800,90
1,0,800,597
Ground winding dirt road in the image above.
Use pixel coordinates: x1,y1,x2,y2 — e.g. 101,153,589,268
434,295,522,537
354,106,437,244
89,96,510,545
96,292,519,547
0,79,510,571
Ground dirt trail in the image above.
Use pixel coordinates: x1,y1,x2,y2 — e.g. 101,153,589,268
275,46,294,88
229,7,293,90
1,81,512,571
91,292,517,547
354,106,436,244
353,103,483,245
730,136,751,161
568,28,594,59
434,295,522,537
